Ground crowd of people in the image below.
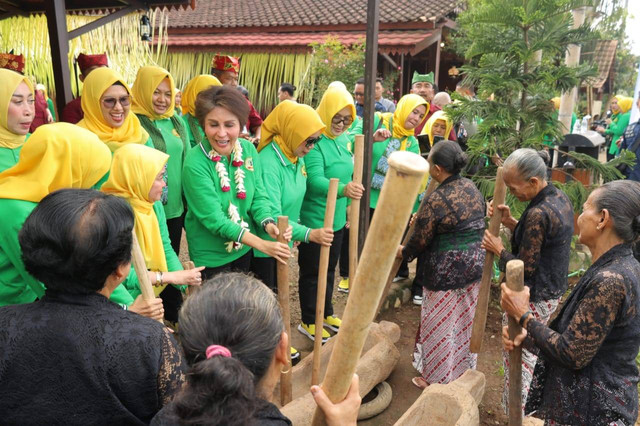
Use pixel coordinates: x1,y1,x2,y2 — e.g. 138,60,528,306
0,49,640,425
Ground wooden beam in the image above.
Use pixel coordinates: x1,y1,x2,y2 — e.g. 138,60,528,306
434,31,442,86
68,4,137,40
411,28,441,57
44,0,73,114
358,0,380,255
0,1,28,17
381,52,397,69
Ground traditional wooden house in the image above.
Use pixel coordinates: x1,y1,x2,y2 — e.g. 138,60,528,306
160,0,461,112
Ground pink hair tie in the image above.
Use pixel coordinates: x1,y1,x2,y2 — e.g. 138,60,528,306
206,344,231,359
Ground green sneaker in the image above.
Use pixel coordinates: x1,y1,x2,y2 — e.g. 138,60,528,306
324,315,342,332
338,278,349,293
298,322,330,343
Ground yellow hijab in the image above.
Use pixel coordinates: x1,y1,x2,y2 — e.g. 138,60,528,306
0,123,111,202
258,100,326,163
131,66,176,120
380,94,428,140
614,95,633,114
101,144,169,272
181,75,222,116
421,110,453,146
315,86,356,139
551,97,561,110
0,69,34,149
77,67,149,151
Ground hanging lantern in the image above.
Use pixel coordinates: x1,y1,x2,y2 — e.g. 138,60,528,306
140,15,151,42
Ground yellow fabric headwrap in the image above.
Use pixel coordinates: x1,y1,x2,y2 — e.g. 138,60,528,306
181,75,222,116
258,100,326,163
101,144,169,272
131,66,176,120
615,96,633,114
380,94,428,140
551,97,561,110
0,69,34,149
421,110,453,146
315,87,356,139
76,67,149,151
0,122,111,202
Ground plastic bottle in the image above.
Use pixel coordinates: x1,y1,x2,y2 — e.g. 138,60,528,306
572,118,581,134
580,115,590,133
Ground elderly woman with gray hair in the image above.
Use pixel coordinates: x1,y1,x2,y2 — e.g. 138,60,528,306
501,180,640,424
481,148,574,413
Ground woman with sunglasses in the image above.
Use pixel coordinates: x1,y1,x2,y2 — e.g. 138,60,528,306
77,67,153,154
131,66,191,323
0,69,34,173
182,86,291,280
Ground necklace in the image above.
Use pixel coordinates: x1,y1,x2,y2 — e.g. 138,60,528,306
201,140,246,199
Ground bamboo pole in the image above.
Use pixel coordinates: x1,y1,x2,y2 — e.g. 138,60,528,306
276,216,293,406
506,260,524,426
470,167,507,352
184,261,198,296
375,177,438,316
311,178,340,386
349,135,364,290
130,231,162,323
311,151,428,426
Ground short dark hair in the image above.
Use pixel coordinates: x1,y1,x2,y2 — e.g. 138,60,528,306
429,140,468,175
593,180,640,244
19,189,134,294
171,273,283,424
195,85,250,129
355,77,365,85
375,77,383,84
279,83,296,96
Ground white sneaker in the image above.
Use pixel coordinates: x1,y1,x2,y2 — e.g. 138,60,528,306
412,295,423,305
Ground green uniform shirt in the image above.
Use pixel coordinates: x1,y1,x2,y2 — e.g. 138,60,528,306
0,199,41,305
120,202,184,300
147,117,185,220
0,133,29,173
606,111,631,156
300,133,353,231
253,143,311,258
183,138,275,268
184,113,205,148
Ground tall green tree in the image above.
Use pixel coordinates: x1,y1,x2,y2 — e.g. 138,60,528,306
447,0,633,215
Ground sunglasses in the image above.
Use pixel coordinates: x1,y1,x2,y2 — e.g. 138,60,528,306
332,115,353,126
101,96,131,109
353,92,365,97
304,136,321,148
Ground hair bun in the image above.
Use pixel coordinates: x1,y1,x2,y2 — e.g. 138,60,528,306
454,151,468,169
537,149,551,166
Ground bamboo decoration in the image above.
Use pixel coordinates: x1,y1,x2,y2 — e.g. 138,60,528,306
311,151,428,425
376,176,438,315
348,135,364,290
470,167,507,352
276,216,293,406
312,178,340,386
130,230,162,323
506,260,524,426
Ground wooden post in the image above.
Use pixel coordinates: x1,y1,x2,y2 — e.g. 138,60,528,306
311,178,340,386
184,261,198,296
358,0,380,256
506,259,524,426
311,151,428,426
276,216,293,406
349,135,365,290
470,167,507,352
43,0,73,114
130,231,162,323
376,177,438,315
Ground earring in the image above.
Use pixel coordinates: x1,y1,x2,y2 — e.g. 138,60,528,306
280,360,291,375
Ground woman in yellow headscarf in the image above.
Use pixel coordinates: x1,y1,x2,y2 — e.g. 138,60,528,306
181,74,222,147
596,95,634,158
0,69,34,172
0,123,111,306
421,110,453,146
131,66,191,322
77,67,152,152
101,143,204,309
